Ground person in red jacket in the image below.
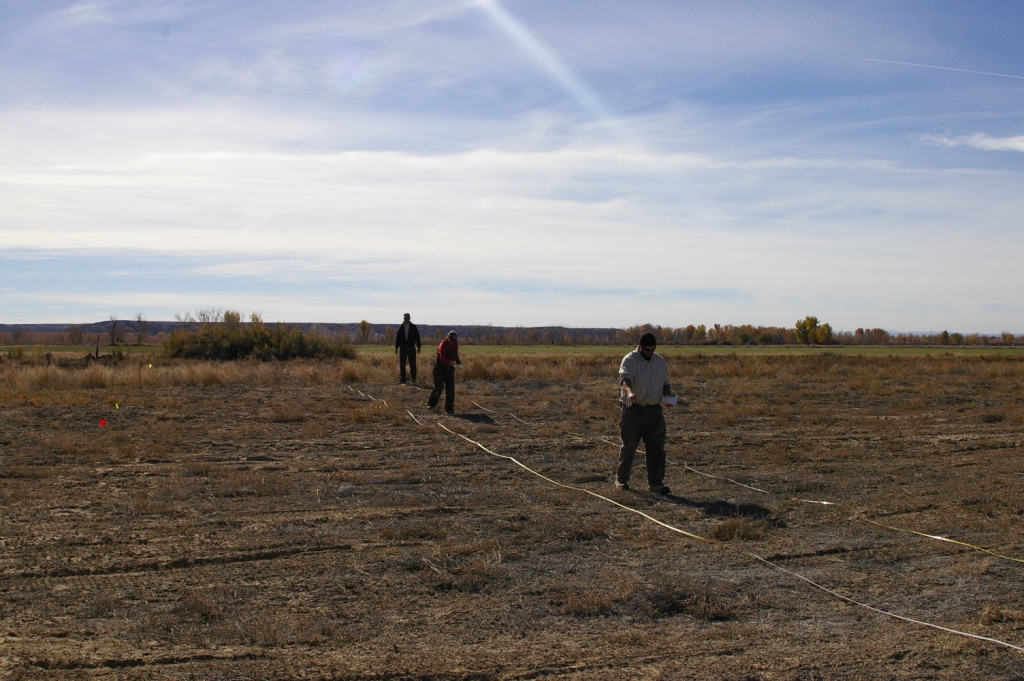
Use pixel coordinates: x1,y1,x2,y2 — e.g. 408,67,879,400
427,330,462,414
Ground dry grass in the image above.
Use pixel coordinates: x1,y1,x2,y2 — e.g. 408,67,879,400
3,352,1024,679
269,405,306,422
563,589,613,617
709,517,766,541
627,580,736,621
979,606,1024,625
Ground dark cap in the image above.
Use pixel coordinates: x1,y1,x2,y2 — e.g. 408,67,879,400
403,312,410,319
638,332,657,348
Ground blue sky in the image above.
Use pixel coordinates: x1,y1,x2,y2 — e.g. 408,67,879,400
2,1,1023,331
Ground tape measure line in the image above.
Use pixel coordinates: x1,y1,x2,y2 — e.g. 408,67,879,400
432,419,1024,654
745,553,1024,653
679,461,769,494
436,422,711,545
474,404,1017,562
470,401,530,424
863,519,1024,565
383,386,1023,648
598,436,644,453
596,437,792,499
350,387,380,403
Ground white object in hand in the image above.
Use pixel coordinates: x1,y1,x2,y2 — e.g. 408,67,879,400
457,363,464,369
662,395,678,406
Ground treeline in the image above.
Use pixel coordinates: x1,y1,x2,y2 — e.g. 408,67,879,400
331,317,1024,347
617,318,1023,347
1,314,1022,348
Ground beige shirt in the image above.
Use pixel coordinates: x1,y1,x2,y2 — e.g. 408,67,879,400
618,350,670,405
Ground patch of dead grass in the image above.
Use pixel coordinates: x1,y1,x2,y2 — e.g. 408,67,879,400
709,517,766,541
626,579,736,621
562,589,613,617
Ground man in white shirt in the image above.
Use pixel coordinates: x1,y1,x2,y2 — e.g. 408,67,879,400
616,332,674,494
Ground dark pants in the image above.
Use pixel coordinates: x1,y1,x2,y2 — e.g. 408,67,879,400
428,362,455,413
616,404,666,488
398,346,417,382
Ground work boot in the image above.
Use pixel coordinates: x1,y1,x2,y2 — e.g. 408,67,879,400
615,481,629,491
649,484,671,495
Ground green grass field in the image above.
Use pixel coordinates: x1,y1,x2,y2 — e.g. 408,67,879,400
357,343,1024,356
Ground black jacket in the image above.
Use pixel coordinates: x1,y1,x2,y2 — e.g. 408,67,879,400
395,322,421,350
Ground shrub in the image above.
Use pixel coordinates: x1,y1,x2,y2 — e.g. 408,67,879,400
164,322,355,361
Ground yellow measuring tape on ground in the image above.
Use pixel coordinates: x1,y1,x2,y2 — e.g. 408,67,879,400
438,422,713,545
432,419,1024,654
863,518,1024,565
595,437,831,503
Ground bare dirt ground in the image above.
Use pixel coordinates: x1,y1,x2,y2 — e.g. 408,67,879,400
2,352,1024,680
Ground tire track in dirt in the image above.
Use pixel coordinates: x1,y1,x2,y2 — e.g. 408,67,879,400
505,653,678,680
1,543,353,583
762,544,894,563
27,650,267,671
202,505,483,524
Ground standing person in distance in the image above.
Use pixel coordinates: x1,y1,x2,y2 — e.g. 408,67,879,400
427,330,463,414
615,332,675,495
394,312,421,384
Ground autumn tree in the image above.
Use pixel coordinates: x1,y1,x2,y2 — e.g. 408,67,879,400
795,316,820,345
813,322,834,345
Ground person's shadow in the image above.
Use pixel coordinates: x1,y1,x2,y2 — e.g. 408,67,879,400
451,413,498,425
660,494,783,526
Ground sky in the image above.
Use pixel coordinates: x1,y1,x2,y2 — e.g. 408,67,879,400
1,1,1023,332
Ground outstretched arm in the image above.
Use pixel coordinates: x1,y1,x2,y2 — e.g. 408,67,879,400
621,379,636,407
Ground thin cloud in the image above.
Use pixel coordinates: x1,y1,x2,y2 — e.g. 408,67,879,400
922,132,1024,153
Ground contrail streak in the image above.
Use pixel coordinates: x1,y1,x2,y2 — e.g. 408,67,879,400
474,0,612,122
863,58,1024,81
